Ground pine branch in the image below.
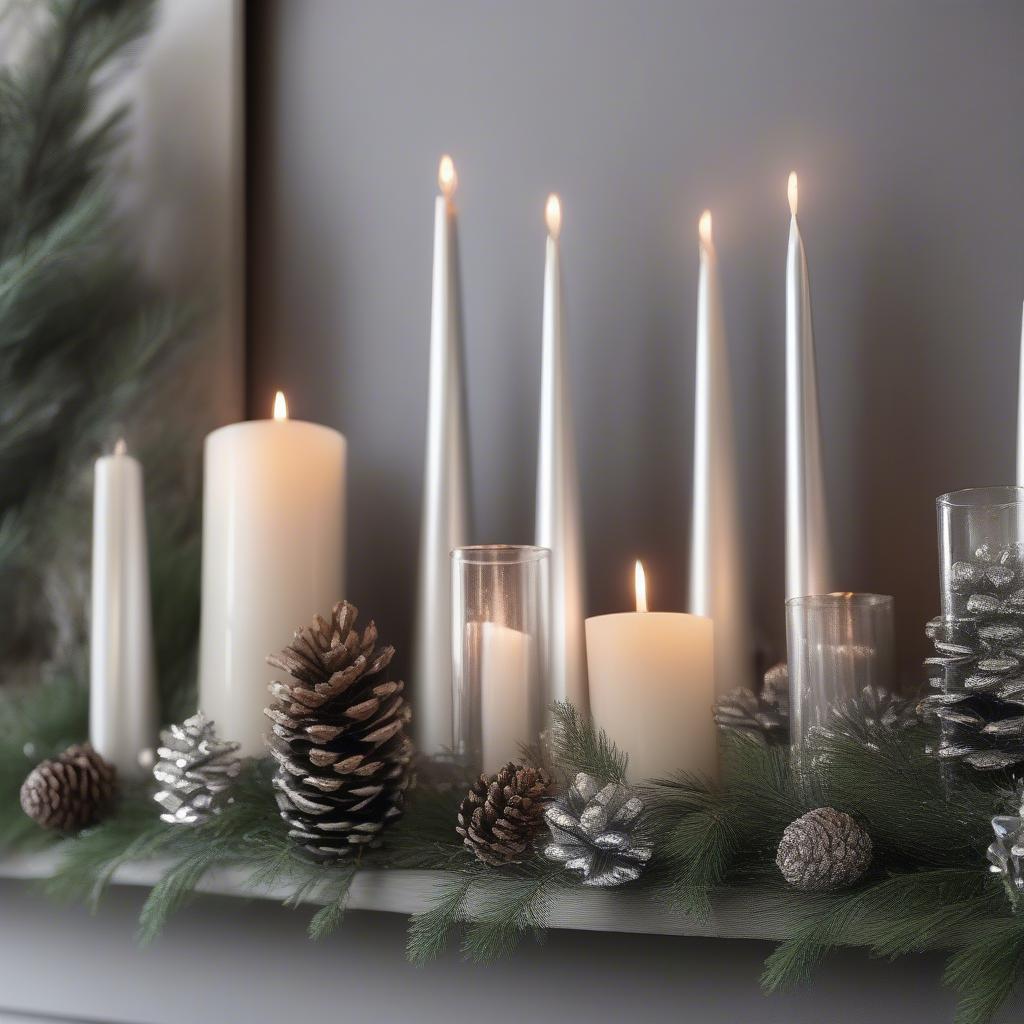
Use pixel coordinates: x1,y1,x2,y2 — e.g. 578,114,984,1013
549,701,628,783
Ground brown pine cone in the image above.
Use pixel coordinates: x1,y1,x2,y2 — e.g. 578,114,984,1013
20,743,117,832
456,762,552,867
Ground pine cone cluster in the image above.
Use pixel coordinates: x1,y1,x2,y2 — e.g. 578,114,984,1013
776,806,872,891
265,601,413,862
715,662,790,744
153,713,241,825
20,743,117,832
920,543,1024,771
456,762,552,866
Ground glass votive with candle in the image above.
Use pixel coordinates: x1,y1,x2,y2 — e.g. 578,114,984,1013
786,593,894,749
451,545,550,774
585,561,716,784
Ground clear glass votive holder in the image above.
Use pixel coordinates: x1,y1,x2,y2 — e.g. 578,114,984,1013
937,487,1024,618
786,593,895,749
451,545,550,774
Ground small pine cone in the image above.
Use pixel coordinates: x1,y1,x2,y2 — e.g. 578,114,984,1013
776,807,872,891
20,744,117,832
456,763,552,867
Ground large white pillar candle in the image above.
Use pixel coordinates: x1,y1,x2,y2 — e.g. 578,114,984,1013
785,173,833,601
413,154,472,756
198,392,346,757
480,622,535,773
90,439,158,776
536,194,588,714
689,211,753,694
586,562,716,783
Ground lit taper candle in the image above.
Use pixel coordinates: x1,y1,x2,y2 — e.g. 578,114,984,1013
90,439,158,775
689,211,753,694
536,194,588,713
785,173,833,601
413,155,472,755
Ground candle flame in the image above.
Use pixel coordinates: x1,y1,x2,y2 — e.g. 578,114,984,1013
273,391,288,421
545,193,562,240
787,171,799,217
698,209,712,246
114,438,127,457
438,154,457,198
634,560,648,613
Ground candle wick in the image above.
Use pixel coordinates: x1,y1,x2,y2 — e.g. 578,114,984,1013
114,438,127,457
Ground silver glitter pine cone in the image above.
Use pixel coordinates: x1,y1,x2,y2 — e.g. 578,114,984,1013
810,685,919,752
776,806,872,891
543,772,653,887
265,601,413,862
987,784,1024,907
919,543,1024,772
456,762,552,867
153,713,241,825
715,662,790,744
20,743,117,832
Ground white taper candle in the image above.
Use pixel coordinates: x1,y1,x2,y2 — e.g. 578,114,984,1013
413,155,472,755
785,173,833,601
536,194,589,713
1016,302,1024,486
689,211,754,694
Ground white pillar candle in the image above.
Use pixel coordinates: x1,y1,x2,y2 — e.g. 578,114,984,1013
536,194,589,713
785,173,834,601
689,211,753,694
480,622,536,773
198,392,346,757
1016,302,1024,486
413,155,472,756
90,439,158,776
586,562,716,783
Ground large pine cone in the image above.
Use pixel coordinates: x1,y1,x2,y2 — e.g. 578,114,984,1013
265,601,413,862
20,743,117,832
776,807,872,891
920,543,1024,771
456,762,552,867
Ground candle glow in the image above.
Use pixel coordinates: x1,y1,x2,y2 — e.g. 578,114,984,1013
634,560,648,613
788,171,799,217
698,209,712,247
438,154,457,199
545,193,562,240
273,390,288,421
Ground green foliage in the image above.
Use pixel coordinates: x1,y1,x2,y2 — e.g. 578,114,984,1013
549,700,628,783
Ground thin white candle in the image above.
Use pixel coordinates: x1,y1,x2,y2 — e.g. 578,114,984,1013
413,155,472,756
689,211,753,694
480,622,535,773
1016,302,1024,486
586,562,716,783
198,392,346,757
536,194,589,713
785,173,833,600
89,439,157,775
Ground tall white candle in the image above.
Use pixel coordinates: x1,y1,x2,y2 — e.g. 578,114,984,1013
413,155,472,756
90,439,158,775
480,622,536,773
785,173,833,601
689,211,753,694
1016,303,1024,486
586,563,716,783
536,194,588,713
198,392,346,757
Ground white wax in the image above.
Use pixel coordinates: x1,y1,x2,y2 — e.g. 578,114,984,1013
690,221,754,694
536,213,588,714
480,622,536,773
586,611,716,783
413,188,471,756
89,445,157,775
198,418,346,757
1016,302,1024,487
785,205,833,600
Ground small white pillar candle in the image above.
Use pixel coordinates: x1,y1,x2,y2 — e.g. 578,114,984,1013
586,562,716,783
198,392,346,757
90,439,158,775
480,622,535,772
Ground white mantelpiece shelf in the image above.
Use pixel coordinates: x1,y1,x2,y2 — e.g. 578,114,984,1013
0,851,786,941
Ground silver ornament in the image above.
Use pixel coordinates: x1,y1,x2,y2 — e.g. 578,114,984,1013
153,713,241,825
543,772,653,887
988,787,1024,909
715,662,790,744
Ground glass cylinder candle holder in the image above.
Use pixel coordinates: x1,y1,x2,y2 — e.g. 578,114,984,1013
451,546,550,774
937,487,1024,617
786,593,895,749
